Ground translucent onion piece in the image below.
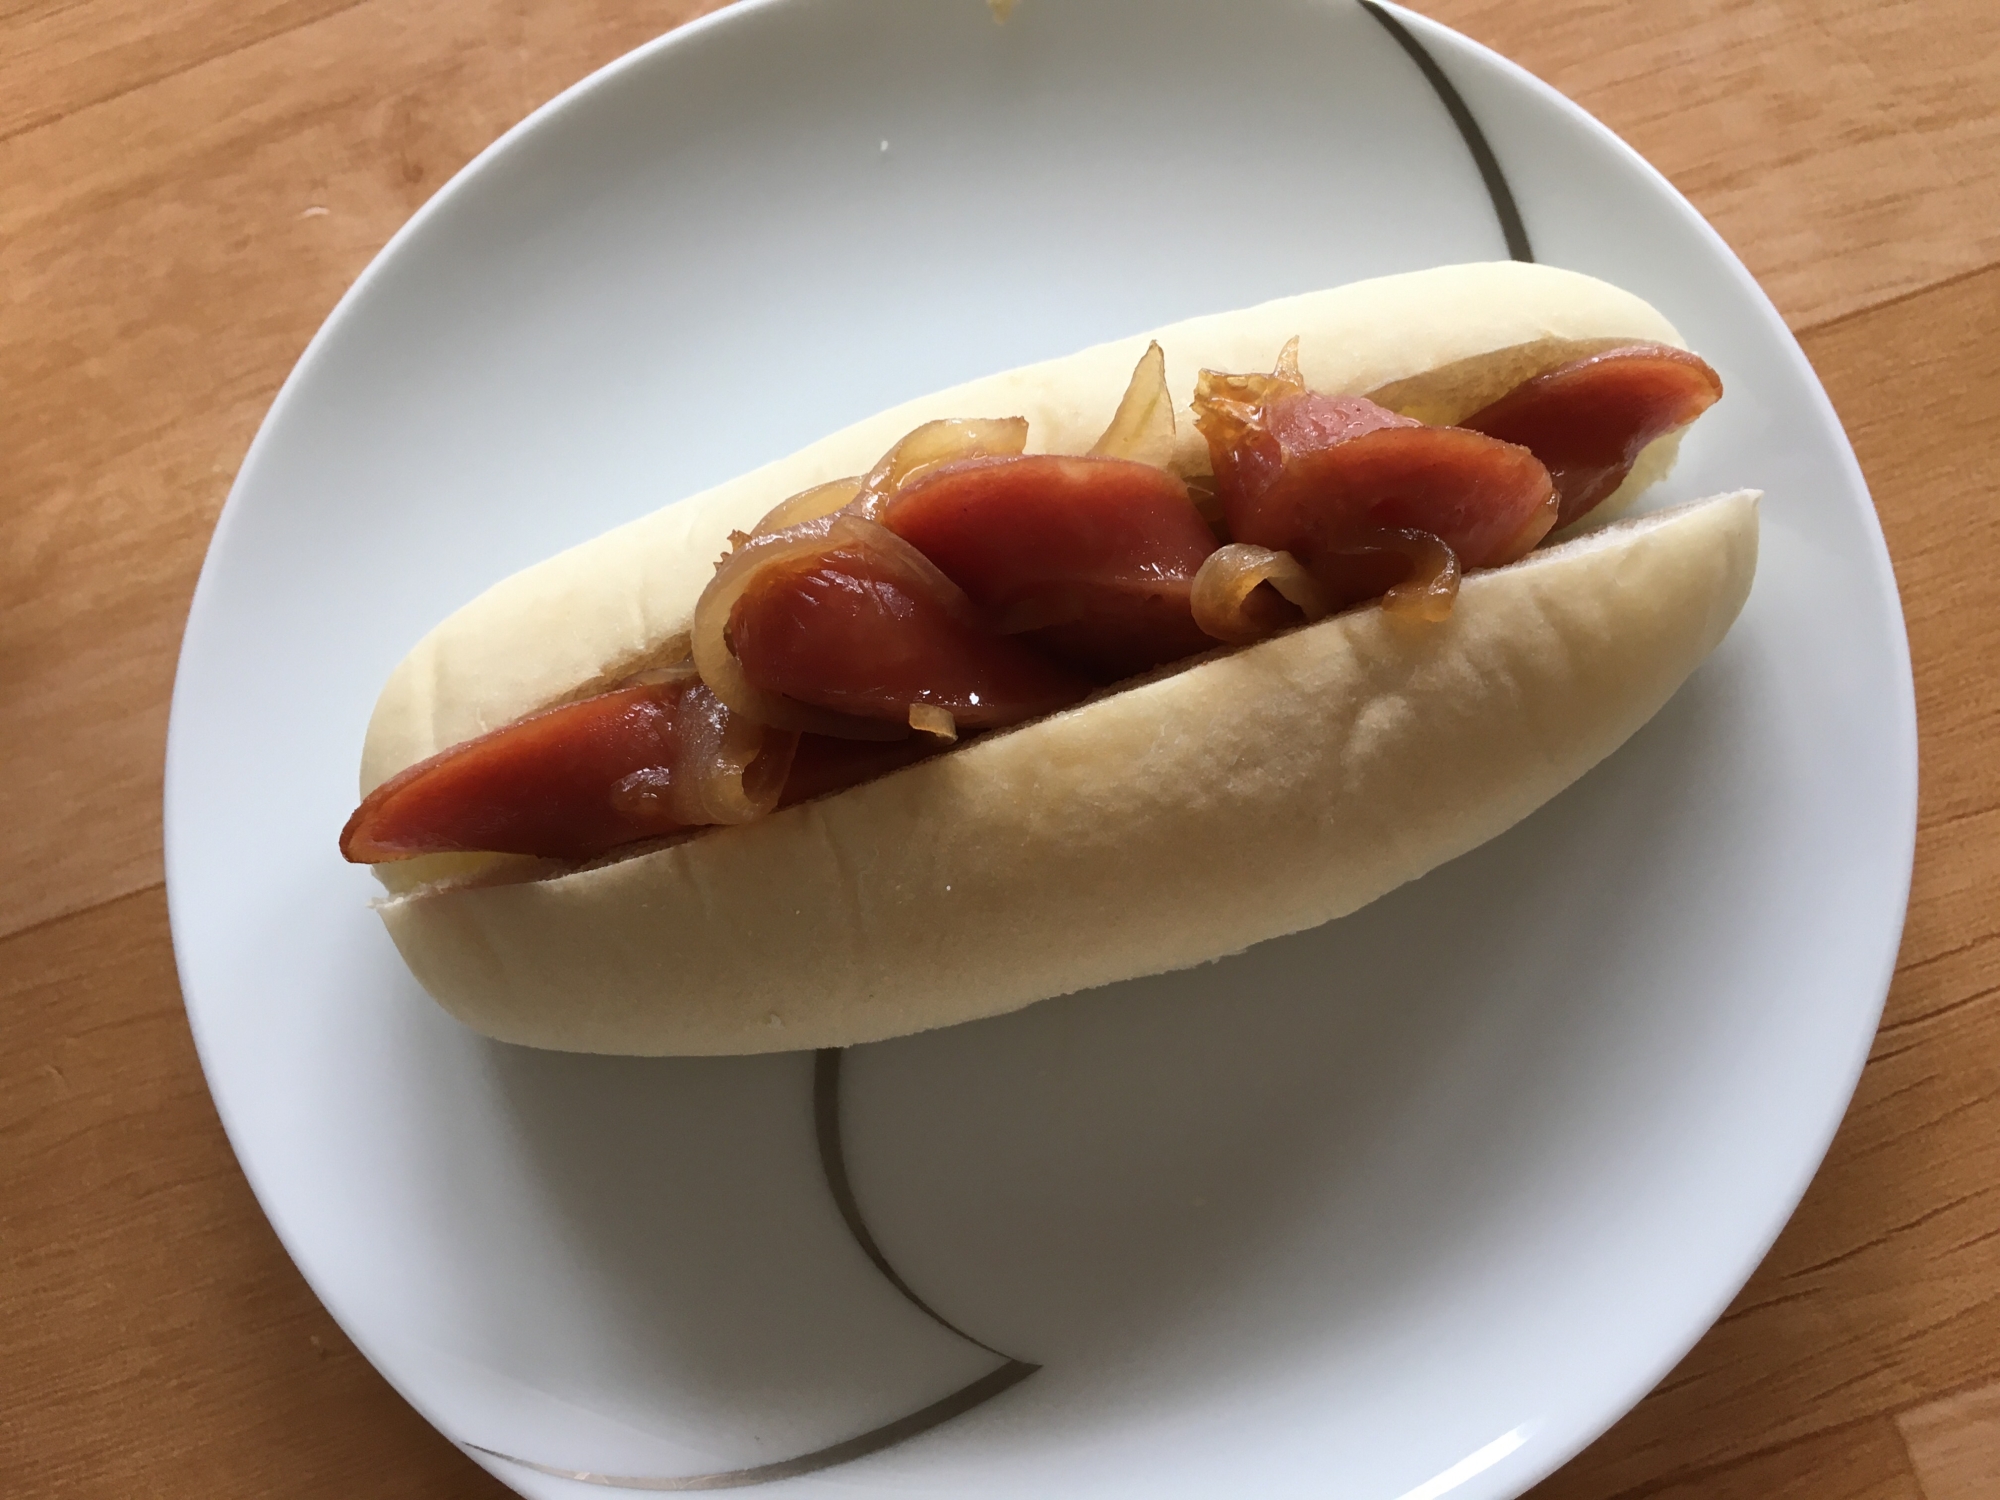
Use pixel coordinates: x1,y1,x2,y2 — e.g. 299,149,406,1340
750,477,865,538
1345,530,1462,622
1364,336,1631,427
687,684,797,824
1087,341,1176,468
1190,543,1331,645
619,662,699,688
908,703,959,742
851,417,1029,518
1272,335,1303,385
686,684,799,823
727,512,1075,729
609,684,799,827
691,517,905,739
1190,339,1310,456
694,512,993,738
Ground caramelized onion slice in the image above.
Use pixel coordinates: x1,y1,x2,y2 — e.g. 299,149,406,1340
851,417,1029,518
1087,341,1176,467
1191,543,1332,645
750,477,865,538
614,630,698,690
692,517,905,739
608,683,800,827
1191,337,1309,463
619,661,698,689
908,703,959,742
1346,530,1462,622
1272,335,1303,385
745,410,1032,546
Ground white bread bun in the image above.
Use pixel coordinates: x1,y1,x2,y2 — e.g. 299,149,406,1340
379,494,1757,1055
359,264,1757,1056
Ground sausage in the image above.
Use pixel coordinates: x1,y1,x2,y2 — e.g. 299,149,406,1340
1459,343,1723,527
340,680,741,863
726,516,1095,728
1206,391,1558,611
880,454,1218,679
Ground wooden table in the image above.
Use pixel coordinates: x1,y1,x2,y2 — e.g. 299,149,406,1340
4,2,1996,1494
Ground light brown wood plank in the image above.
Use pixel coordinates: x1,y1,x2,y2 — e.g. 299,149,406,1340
0,0,366,142
1420,0,2000,329
1523,263,2000,1498
1898,1380,2000,1500
0,0,725,942
1537,1417,1925,1500
0,886,508,1495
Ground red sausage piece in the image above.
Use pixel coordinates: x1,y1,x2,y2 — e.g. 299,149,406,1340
341,682,701,864
1459,343,1723,528
779,733,945,807
1212,392,1557,610
883,454,1219,681
728,530,1094,730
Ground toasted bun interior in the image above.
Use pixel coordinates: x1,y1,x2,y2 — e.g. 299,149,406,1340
377,491,1759,1056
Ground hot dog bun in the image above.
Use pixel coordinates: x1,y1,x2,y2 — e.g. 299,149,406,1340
359,263,1757,1055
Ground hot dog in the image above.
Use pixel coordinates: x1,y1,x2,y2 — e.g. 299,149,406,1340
346,262,1758,1056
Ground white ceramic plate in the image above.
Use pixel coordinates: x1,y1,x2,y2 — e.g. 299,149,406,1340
164,2,1917,1496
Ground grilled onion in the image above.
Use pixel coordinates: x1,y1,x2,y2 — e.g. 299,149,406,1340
908,703,959,742
1190,543,1332,645
1190,336,1308,457
750,477,865,537
1087,341,1176,468
609,682,800,827
1350,530,1462,622
850,417,1028,518
693,513,995,738
691,517,904,739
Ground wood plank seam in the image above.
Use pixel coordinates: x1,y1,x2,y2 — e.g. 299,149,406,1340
1875,979,2000,1036
1894,1372,2000,1500
1943,1220,2000,1258
0,0,378,148
1559,1410,1908,1500
1790,257,2000,339
2,881,167,948
1914,799,2000,837
1897,1372,2000,1413
1894,931,2000,979
2,865,175,943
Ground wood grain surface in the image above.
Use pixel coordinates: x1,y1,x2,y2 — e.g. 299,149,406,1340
2,1,1995,1495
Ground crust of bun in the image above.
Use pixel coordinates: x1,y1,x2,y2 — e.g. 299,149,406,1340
377,491,1759,1057
361,262,1687,792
